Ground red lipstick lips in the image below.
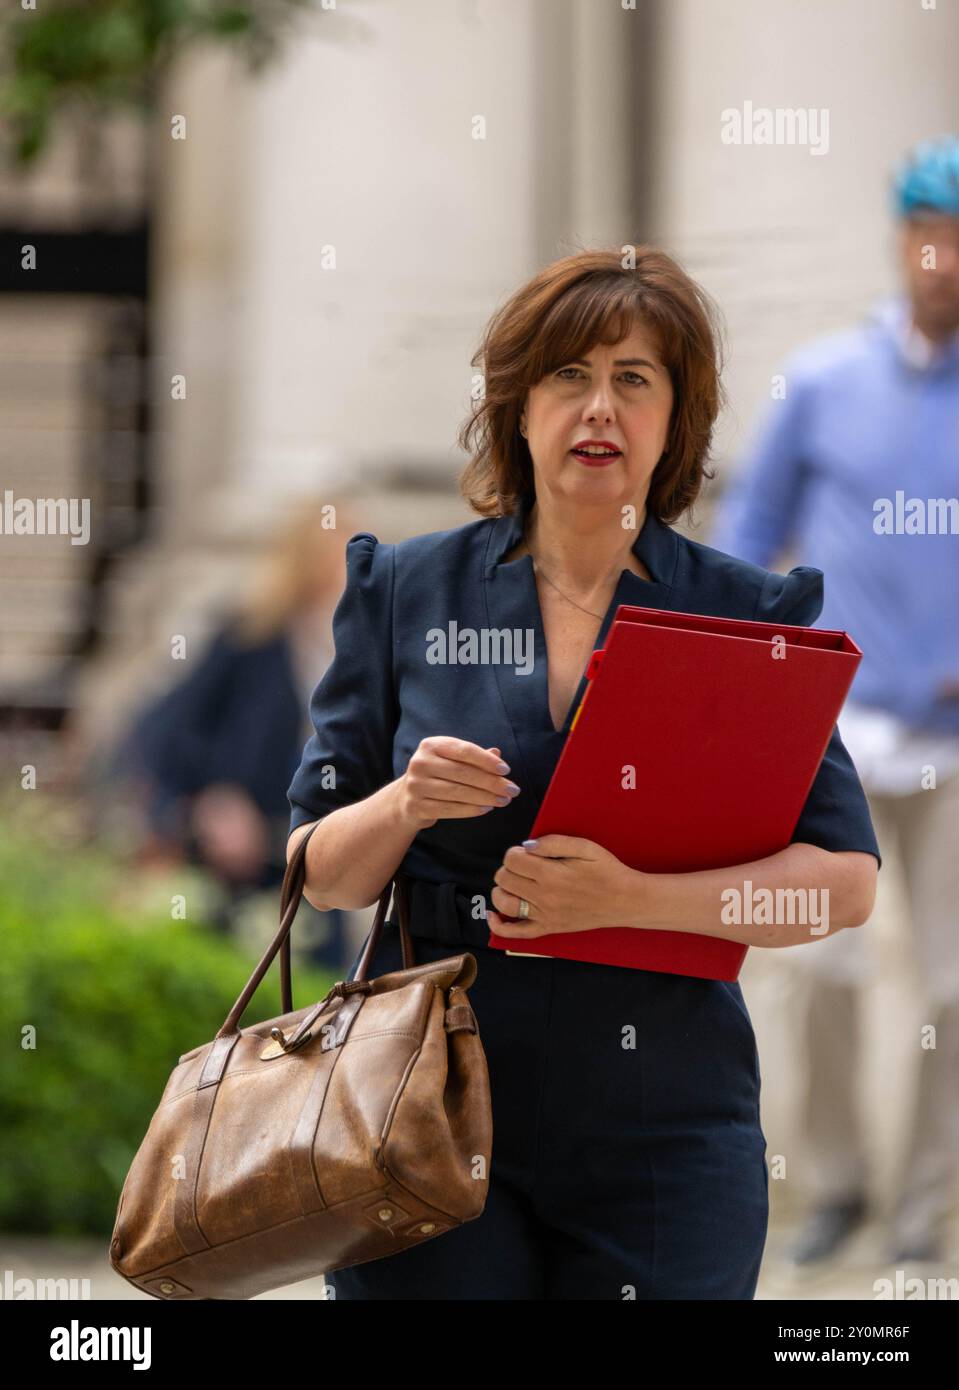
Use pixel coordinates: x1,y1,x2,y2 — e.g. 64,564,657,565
570,439,622,466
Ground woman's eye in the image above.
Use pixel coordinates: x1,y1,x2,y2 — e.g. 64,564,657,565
555,367,647,385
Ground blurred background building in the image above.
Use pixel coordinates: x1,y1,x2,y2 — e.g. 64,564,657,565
5,0,957,749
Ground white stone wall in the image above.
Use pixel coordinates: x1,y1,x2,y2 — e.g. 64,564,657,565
645,0,959,494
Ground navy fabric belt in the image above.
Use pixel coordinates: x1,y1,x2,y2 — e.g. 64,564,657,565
388,877,492,950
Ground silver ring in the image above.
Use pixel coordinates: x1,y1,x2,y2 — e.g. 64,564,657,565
518,898,530,919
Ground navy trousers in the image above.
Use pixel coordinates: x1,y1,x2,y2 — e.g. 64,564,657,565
326,924,769,1301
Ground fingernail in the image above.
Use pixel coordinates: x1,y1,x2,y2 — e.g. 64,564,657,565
504,781,520,795
522,838,539,849
494,795,511,807
495,759,510,774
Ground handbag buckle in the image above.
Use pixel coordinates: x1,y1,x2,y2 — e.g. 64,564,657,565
258,980,374,1059
259,1025,314,1059
271,1024,313,1053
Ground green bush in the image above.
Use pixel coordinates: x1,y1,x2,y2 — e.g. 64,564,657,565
0,821,336,1236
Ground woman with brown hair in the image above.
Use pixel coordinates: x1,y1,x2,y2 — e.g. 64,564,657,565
286,247,880,1299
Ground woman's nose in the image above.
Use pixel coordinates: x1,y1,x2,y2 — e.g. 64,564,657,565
584,390,615,418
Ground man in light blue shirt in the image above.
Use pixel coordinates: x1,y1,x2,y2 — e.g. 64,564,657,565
711,137,959,1267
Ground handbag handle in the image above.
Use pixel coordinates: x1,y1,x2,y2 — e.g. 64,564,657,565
216,821,415,1038
351,873,413,983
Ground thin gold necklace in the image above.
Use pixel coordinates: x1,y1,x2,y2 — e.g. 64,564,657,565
529,555,619,620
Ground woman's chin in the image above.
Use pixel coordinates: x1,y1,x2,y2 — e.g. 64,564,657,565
561,471,632,507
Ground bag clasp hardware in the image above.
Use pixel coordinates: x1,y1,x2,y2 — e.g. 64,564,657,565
268,1024,313,1053
259,979,375,1059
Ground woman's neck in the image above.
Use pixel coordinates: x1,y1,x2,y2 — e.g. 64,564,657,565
523,495,649,588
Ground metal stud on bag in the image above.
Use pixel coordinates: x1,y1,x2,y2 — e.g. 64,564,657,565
269,1024,309,1053
261,978,375,1057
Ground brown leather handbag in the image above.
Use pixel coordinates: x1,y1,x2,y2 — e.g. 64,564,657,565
109,823,492,1300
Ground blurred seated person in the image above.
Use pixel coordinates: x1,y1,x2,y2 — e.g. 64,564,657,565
115,497,358,974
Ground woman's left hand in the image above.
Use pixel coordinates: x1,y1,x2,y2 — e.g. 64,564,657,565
487,835,641,936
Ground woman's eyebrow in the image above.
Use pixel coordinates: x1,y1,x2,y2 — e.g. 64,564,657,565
570,356,659,371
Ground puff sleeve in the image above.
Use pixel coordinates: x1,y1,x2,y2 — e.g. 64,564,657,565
754,565,882,870
286,533,397,835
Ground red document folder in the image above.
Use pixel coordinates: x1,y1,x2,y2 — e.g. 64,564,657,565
486,604,864,980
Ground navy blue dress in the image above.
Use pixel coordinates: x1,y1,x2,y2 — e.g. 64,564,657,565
287,493,882,1300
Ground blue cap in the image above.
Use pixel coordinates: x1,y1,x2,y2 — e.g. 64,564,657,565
893,136,959,218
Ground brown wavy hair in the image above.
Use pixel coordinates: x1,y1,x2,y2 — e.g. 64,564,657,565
457,247,727,525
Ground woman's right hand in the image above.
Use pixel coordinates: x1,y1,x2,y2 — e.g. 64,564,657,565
396,737,521,830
